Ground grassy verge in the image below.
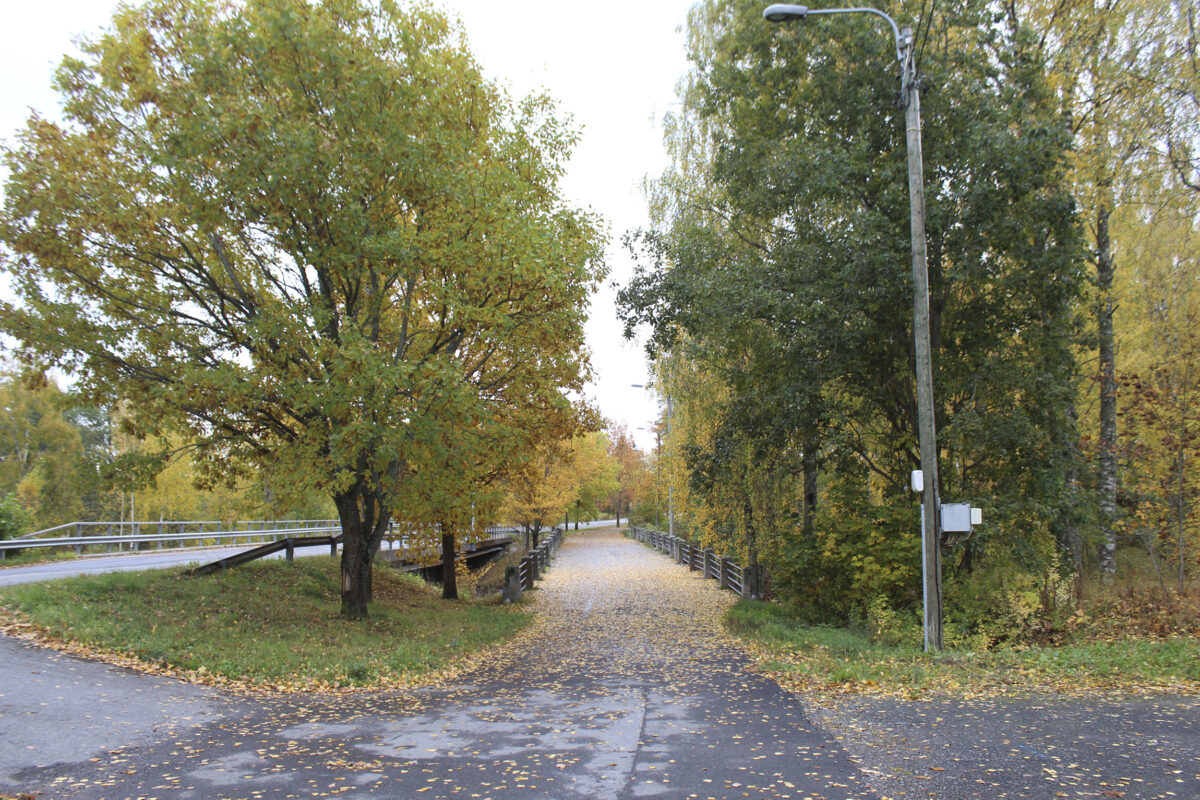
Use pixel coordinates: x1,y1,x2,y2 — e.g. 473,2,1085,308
0,557,531,691
0,549,79,569
727,599,1200,699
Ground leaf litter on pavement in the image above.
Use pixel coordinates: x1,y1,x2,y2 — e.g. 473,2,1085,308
4,528,1197,800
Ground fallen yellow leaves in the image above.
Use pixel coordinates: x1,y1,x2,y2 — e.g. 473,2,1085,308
0,585,541,697
735,627,1200,702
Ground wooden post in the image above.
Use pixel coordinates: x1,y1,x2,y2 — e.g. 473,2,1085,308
719,557,730,589
503,566,523,603
285,539,294,561
901,25,942,651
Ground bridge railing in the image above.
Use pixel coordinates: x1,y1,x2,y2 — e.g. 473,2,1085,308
627,525,758,598
0,519,531,560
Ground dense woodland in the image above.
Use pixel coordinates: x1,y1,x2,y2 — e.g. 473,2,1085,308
618,0,1200,644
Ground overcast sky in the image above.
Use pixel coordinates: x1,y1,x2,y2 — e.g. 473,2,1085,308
0,0,699,451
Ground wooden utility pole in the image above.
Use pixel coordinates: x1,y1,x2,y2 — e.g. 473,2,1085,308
901,25,943,651
762,5,944,649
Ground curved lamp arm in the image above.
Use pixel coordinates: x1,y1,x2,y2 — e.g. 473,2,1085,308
762,4,904,62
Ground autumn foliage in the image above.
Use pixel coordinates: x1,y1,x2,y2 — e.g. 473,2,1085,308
619,0,1200,646
0,0,605,617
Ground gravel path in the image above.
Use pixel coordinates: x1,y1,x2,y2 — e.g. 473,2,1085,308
2,528,873,799
3,528,1197,800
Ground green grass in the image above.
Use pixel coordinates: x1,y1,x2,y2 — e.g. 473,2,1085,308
0,549,79,569
0,558,531,690
726,599,1200,698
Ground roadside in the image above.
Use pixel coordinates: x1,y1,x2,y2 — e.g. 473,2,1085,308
624,534,1200,799
810,691,1200,800
0,543,327,587
0,557,530,691
0,518,619,587
730,601,1200,700
2,527,875,799
3,527,1195,799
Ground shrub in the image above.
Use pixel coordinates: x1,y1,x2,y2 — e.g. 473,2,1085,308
944,561,1074,649
865,595,922,648
0,492,31,541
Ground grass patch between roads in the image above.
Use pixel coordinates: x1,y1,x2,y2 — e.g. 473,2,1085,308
727,599,1200,699
0,549,78,569
0,558,531,691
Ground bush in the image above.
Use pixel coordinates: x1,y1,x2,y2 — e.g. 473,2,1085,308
0,492,31,541
771,482,922,625
943,561,1074,649
865,595,922,648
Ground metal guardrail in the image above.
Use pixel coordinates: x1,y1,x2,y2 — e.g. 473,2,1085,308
0,519,531,560
628,525,756,597
16,518,340,541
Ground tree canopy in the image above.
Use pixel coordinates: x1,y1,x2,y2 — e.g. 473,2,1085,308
0,0,606,617
619,0,1087,622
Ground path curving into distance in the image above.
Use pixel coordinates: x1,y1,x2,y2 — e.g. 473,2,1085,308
1,527,874,799
3,527,1197,799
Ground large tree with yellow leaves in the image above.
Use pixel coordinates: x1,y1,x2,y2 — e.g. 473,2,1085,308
0,0,605,618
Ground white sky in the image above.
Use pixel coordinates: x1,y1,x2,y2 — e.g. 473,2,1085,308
0,0,697,451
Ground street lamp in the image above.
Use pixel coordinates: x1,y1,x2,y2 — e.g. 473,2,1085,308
764,3,943,650
636,425,662,528
632,383,676,539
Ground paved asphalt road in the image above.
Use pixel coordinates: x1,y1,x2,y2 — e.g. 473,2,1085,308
0,519,620,587
2,528,1197,799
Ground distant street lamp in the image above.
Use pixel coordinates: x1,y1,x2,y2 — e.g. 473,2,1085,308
636,425,662,528
763,4,943,650
632,383,676,539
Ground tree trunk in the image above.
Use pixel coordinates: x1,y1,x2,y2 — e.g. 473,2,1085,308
1177,400,1187,593
801,438,818,538
1056,400,1083,598
340,528,374,619
441,531,458,600
742,495,760,599
1097,205,1118,577
335,487,390,619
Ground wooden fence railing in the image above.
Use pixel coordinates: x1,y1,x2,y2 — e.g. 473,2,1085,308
192,528,527,577
517,528,563,591
189,534,343,575
627,525,758,598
